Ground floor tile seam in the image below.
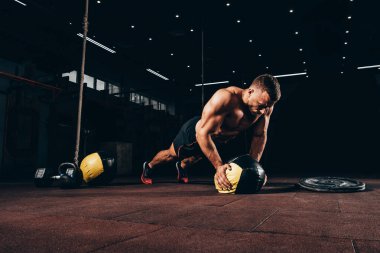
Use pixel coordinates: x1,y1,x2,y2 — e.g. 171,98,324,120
4,207,380,222
0,212,149,226
0,210,51,221
351,238,380,242
272,209,380,216
270,208,341,214
117,222,380,243
109,209,149,220
250,230,377,242
215,197,248,207
98,221,259,233
324,210,380,216
0,209,120,221
279,208,340,213
85,226,166,253
0,208,341,221
3,211,380,244
150,223,242,233
250,209,279,232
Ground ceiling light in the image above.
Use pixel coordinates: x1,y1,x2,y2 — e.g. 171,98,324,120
289,9,294,13
195,81,229,87
187,65,191,68
258,54,262,57
170,53,174,56
249,39,253,43
237,20,241,23
149,37,152,41
232,70,235,73
274,72,307,78
344,42,348,45
295,31,299,35
175,14,180,18
347,16,352,19
266,67,269,69
303,61,306,64
299,48,303,51
146,69,169,80
131,25,135,29
345,30,350,34
190,29,194,32
341,71,344,74
342,56,346,59
77,33,116,53
14,0,27,6
226,3,230,6
97,0,101,3
357,64,380,69
69,22,72,25
306,75,309,78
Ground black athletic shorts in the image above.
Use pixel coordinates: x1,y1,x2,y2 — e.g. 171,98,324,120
173,116,202,159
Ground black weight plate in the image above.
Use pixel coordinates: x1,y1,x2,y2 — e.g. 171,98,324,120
298,177,365,192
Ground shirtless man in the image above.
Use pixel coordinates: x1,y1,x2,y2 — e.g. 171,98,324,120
141,74,281,191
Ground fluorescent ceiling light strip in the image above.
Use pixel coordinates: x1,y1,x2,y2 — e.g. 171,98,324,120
14,0,27,6
357,64,380,69
77,33,116,53
194,81,229,87
146,69,169,80
274,72,307,78
78,34,115,53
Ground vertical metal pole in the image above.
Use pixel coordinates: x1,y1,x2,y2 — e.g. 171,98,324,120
74,0,89,166
201,29,205,108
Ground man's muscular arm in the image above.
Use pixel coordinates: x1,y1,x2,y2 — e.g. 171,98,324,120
196,89,233,190
250,106,274,161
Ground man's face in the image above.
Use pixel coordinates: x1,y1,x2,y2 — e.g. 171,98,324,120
247,88,273,115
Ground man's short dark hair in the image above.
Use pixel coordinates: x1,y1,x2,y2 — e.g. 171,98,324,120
251,74,281,102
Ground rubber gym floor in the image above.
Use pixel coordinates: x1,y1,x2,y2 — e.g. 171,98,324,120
1,176,379,253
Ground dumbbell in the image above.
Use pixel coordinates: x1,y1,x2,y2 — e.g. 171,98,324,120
34,163,83,188
34,167,58,187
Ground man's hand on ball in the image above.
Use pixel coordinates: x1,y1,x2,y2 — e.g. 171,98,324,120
215,164,232,190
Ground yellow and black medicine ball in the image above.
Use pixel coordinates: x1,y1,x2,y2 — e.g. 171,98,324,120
215,154,266,194
80,152,116,186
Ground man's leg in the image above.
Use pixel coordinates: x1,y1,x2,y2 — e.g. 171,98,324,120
148,143,177,168
180,155,203,169
176,155,203,183
141,143,177,185
142,116,201,185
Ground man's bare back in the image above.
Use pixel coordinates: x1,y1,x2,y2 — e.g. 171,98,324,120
195,86,268,144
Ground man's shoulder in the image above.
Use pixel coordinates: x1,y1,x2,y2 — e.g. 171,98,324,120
215,86,242,99
225,86,243,93
212,89,236,106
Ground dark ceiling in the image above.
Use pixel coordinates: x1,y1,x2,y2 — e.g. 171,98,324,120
0,0,379,89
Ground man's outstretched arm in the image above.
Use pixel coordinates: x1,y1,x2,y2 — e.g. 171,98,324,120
196,89,233,190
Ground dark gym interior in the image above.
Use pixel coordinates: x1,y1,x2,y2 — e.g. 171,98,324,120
0,0,379,252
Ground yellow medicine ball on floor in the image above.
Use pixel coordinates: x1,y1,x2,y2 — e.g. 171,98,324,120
215,154,266,194
80,152,116,185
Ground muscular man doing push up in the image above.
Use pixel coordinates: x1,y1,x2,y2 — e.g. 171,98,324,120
141,74,281,191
